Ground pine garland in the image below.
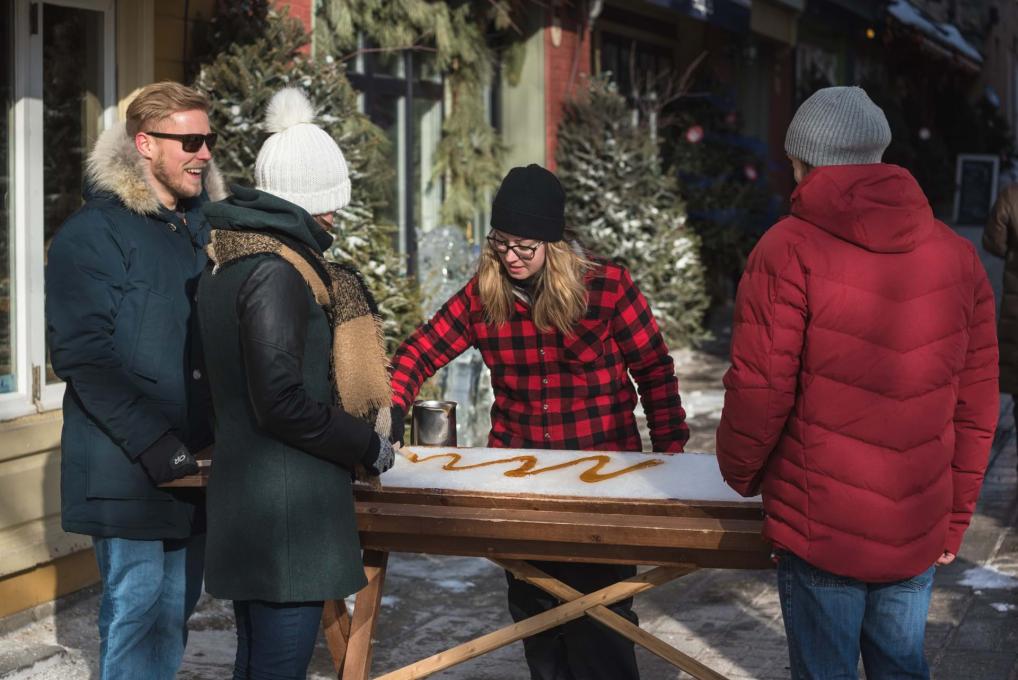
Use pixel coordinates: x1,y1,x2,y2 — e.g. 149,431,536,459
316,0,511,228
557,78,710,348
194,11,421,351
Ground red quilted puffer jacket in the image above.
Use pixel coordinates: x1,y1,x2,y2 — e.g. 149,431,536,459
716,164,999,582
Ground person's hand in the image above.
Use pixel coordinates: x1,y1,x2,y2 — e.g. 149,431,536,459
936,551,956,566
139,435,200,485
363,434,395,476
390,406,406,446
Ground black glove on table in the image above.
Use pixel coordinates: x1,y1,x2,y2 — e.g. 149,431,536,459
139,433,200,485
362,433,396,477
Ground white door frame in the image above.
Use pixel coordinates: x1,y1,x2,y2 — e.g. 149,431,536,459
3,0,116,420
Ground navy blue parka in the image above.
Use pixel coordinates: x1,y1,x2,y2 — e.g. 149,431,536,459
45,122,224,539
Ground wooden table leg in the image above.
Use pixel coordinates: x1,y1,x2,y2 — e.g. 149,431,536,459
322,599,352,675
373,564,688,680
498,559,730,680
342,550,389,680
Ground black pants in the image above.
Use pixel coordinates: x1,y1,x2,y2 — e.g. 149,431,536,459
505,561,640,680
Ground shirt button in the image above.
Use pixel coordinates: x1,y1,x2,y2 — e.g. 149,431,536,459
544,432,551,439
192,369,202,380
543,403,549,411
168,223,177,231
539,349,545,356
542,378,549,385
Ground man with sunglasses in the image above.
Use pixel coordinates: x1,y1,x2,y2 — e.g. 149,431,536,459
45,81,225,680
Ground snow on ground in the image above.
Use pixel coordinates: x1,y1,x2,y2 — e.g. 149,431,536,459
957,564,1018,591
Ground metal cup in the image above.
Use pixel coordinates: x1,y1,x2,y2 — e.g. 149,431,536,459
410,400,457,446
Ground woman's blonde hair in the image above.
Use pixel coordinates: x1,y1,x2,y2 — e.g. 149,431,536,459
477,237,594,335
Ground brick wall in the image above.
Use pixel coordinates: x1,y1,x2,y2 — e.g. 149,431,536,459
544,5,592,171
280,0,313,32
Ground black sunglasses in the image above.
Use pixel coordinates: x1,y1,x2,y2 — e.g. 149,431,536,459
486,233,542,261
145,131,218,153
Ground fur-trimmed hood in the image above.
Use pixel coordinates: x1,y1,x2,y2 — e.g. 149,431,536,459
85,121,228,215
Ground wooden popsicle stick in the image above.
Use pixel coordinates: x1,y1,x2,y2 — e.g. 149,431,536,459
372,565,687,680
497,559,729,680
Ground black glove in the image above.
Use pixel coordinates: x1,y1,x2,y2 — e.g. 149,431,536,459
139,433,200,485
390,406,406,447
362,433,396,477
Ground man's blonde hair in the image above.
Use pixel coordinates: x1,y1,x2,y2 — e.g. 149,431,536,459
125,81,209,136
478,239,593,335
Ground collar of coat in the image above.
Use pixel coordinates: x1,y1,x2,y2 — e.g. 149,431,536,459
206,228,392,439
85,121,228,216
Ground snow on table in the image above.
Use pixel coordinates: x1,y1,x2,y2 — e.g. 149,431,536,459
379,446,757,503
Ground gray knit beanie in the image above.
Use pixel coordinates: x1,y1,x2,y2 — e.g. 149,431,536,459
785,86,891,167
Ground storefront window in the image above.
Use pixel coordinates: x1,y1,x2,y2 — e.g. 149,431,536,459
350,43,443,277
43,4,108,383
1,4,14,394
1,0,114,419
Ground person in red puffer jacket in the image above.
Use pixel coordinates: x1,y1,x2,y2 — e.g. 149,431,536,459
716,86,999,680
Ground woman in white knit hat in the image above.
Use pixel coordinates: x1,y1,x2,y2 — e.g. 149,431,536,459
196,88,398,679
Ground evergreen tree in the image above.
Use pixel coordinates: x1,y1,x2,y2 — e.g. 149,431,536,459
668,95,773,304
193,10,421,350
557,78,710,348
316,0,512,228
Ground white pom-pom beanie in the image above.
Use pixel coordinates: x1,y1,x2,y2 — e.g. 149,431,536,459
255,88,351,215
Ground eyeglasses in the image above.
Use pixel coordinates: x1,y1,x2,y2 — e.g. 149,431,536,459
486,233,542,261
145,131,218,153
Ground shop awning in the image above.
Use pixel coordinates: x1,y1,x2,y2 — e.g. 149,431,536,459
645,0,752,34
750,0,803,45
887,0,982,68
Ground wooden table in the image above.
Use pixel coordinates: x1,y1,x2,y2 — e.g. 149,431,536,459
167,450,769,680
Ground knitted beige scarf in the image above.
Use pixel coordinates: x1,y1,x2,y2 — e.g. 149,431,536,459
206,229,392,440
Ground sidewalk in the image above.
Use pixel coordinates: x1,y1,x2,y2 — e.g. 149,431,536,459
1,348,1016,679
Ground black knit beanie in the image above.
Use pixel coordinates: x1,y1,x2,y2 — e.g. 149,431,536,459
489,164,565,242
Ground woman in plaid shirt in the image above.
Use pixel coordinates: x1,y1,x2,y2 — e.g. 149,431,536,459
389,164,688,680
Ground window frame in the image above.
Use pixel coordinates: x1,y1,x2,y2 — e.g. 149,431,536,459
348,40,444,279
2,0,116,421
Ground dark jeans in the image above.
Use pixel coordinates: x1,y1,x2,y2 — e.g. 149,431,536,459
777,551,935,680
505,561,640,680
232,600,324,680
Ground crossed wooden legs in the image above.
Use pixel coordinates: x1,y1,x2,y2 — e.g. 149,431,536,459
325,550,732,680
496,560,731,680
325,550,389,680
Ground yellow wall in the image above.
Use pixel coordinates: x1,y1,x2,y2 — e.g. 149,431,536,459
153,0,216,84
500,5,547,170
0,412,92,617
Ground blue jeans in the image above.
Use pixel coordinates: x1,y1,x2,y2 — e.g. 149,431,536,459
777,551,935,680
232,600,324,680
93,535,205,680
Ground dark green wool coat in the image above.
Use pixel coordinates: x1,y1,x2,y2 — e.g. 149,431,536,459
197,188,368,603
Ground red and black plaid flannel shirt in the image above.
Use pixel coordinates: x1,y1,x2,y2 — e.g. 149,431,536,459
390,260,688,452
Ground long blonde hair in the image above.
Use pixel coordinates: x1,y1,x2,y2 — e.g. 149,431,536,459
477,239,594,335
